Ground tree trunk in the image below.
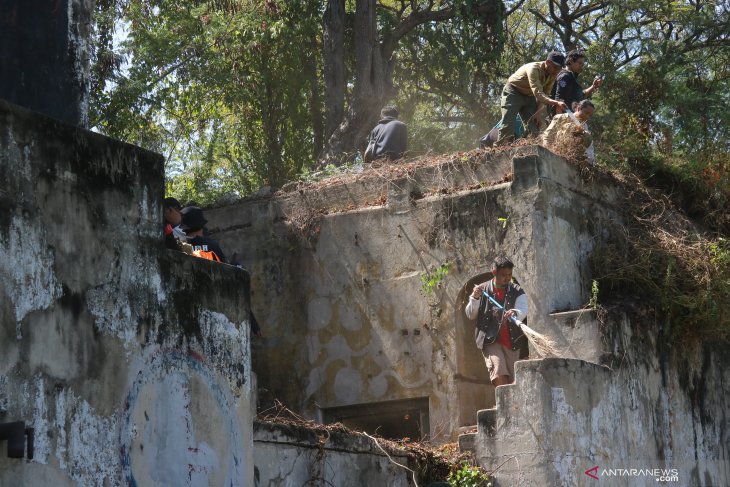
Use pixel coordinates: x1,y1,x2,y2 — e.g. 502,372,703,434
322,0,345,141
319,0,502,165
320,0,395,166
308,38,324,163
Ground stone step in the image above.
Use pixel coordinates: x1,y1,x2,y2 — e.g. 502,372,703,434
456,425,477,436
476,407,498,438
457,431,476,453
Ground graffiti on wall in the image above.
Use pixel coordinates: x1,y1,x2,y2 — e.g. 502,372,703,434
120,348,246,487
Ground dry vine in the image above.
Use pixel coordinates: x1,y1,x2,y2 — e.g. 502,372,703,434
257,400,472,485
579,162,730,340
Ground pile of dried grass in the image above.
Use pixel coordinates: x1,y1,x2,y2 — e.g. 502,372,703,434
257,400,473,485
286,207,325,245
280,138,533,198
543,124,591,166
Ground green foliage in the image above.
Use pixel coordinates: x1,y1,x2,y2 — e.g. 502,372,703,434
91,0,323,202
421,263,451,295
447,464,492,487
89,0,730,210
589,279,599,309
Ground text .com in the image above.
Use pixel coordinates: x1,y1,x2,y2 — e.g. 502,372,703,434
585,466,680,482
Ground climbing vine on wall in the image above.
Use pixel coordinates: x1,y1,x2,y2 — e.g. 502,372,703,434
421,263,450,295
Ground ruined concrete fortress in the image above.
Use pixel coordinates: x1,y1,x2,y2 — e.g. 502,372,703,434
206,147,729,485
1,2,729,487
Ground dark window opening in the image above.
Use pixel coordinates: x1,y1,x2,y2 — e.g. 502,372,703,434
322,397,430,441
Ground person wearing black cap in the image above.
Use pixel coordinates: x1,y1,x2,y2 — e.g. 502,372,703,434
163,197,186,250
180,206,226,263
363,106,408,163
496,51,569,146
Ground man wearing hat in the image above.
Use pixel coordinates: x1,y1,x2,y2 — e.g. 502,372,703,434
163,197,186,250
180,206,226,263
496,51,569,146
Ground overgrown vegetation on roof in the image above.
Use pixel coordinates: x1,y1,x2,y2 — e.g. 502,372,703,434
545,129,730,341
285,132,729,341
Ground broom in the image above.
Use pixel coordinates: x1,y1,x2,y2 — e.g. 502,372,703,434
482,290,560,358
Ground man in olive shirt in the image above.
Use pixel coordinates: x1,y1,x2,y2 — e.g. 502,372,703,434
496,51,568,145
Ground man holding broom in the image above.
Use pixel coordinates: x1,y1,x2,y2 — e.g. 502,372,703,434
465,256,529,386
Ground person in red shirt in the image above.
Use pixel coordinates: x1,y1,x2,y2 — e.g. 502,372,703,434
465,256,529,386
163,197,185,250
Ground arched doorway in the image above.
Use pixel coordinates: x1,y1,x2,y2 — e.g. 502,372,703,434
454,272,495,427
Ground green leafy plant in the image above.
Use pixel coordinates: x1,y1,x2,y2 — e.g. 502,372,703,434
447,464,492,487
421,263,450,295
589,279,599,308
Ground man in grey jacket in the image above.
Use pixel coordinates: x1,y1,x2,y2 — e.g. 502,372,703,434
364,106,408,163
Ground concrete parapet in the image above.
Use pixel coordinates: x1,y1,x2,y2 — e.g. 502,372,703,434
254,421,413,486
0,99,255,486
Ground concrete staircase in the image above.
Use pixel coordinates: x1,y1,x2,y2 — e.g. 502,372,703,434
457,304,611,484
458,358,614,486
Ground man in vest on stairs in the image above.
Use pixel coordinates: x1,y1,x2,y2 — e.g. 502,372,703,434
465,256,529,386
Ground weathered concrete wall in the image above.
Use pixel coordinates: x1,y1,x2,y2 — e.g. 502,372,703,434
253,421,413,486
0,0,93,126
206,146,623,441
0,100,254,486
207,143,729,484
470,311,730,486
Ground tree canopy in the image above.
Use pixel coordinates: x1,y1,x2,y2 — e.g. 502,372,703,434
90,0,729,212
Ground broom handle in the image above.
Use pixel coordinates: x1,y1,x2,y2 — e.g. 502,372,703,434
481,290,524,326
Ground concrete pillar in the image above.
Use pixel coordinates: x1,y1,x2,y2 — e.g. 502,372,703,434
0,0,93,126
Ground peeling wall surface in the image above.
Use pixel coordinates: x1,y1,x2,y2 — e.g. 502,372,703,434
0,100,254,486
205,145,623,441
471,314,730,487
253,422,413,487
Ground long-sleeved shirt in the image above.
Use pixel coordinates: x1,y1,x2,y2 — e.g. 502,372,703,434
366,117,408,160
507,61,557,106
553,69,585,110
465,285,528,321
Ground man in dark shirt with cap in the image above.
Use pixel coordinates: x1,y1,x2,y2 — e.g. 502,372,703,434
553,49,602,112
180,206,226,263
364,106,408,163
496,51,569,146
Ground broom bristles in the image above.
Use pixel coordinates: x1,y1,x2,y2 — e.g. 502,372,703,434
514,319,561,357
480,290,560,357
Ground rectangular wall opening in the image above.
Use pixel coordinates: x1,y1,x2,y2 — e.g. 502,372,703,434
321,397,430,441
